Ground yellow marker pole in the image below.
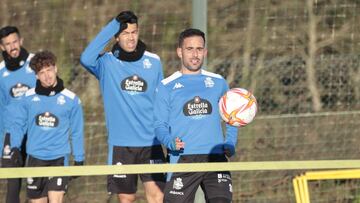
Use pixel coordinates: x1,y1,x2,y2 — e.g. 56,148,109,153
305,169,360,180
301,176,310,203
292,176,302,203
299,176,307,203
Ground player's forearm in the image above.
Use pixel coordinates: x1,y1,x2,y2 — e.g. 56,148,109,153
7,132,24,149
71,131,85,162
155,124,173,149
225,124,238,146
80,18,119,70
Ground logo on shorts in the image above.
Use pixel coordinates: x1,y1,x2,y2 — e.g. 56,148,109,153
217,173,231,183
120,75,148,95
173,177,184,190
113,162,126,178
27,178,37,189
10,83,30,98
183,96,212,119
149,159,164,164
169,177,185,196
27,177,34,185
57,178,62,186
229,183,233,193
36,112,59,128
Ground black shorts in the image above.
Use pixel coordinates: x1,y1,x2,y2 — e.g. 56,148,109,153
164,154,232,203
26,156,69,199
107,145,166,194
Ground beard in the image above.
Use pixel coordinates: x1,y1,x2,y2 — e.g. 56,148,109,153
9,48,20,58
183,59,203,73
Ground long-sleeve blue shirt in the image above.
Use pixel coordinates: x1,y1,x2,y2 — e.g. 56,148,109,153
5,88,84,161
154,70,238,163
0,54,36,155
80,19,163,147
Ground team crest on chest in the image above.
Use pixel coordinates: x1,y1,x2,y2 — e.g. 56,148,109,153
204,77,214,88
57,95,66,105
143,58,152,69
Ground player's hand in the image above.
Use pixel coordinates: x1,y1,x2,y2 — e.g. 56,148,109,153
116,11,130,23
115,11,137,36
2,147,23,167
172,137,185,151
223,143,235,158
71,161,84,180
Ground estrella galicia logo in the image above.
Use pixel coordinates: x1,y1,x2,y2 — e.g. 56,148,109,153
120,75,148,95
36,112,59,128
183,96,212,119
10,83,30,98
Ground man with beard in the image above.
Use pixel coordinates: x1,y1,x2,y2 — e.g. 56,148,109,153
5,50,84,203
80,11,165,203
0,26,36,203
154,28,239,203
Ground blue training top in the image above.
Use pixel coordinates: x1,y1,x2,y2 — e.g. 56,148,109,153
80,19,164,147
154,70,239,163
0,54,36,155
5,88,84,162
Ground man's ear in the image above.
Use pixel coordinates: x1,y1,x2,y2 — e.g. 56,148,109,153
204,47,208,58
115,36,120,42
19,37,24,47
176,47,182,59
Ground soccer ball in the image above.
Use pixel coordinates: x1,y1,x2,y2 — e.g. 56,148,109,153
219,88,258,127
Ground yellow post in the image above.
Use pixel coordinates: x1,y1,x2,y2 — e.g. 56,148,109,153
293,176,302,203
301,176,310,203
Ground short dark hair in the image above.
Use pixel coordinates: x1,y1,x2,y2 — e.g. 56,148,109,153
30,50,57,74
178,28,206,48
115,10,138,37
0,26,20,41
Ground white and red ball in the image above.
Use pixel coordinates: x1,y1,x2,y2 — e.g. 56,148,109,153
219,88,258,127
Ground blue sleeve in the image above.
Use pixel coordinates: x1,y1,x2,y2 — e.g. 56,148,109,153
70,97,85,162
0,86,5,152
5,99,27,149
80,18,120,78
157,62,164,85
224,124,239,147
222,80,239,154
154,84,174,150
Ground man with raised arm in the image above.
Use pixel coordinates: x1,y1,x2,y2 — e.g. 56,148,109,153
80,11,165,203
